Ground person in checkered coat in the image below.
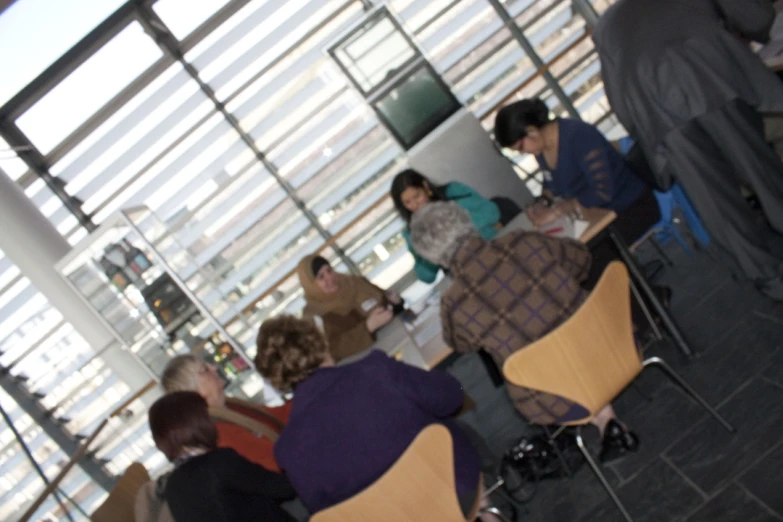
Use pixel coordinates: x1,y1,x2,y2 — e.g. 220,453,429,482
410,202,638,461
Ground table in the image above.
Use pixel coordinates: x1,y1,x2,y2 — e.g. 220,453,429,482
336,313,443,370
501,207,693,357
341,205,694,371
498,206,617,243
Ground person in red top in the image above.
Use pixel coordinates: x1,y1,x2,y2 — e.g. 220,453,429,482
161,354,290,472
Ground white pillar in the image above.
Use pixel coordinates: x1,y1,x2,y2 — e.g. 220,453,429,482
0,169,154,396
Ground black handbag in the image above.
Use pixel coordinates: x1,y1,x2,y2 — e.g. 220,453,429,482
498,431,585,503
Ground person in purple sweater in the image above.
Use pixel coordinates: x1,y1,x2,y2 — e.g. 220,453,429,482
254,315,484,517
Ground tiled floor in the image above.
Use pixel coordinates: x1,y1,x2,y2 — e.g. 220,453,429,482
444,240,783,522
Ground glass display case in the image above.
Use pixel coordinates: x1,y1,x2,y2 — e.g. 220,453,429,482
55,206,276,403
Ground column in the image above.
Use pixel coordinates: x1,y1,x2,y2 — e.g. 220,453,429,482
0,168,154,395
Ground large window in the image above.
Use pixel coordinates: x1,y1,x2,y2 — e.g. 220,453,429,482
0,0,625,516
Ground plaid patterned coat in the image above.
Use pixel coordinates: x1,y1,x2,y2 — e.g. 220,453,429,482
441,231,592,425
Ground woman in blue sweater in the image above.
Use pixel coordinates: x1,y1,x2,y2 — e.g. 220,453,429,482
391,169,502,283
494,98,659,245
495,98,670,310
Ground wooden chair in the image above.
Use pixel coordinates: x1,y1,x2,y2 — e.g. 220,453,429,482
502,262,735,522
311,424,511,522
91,462,150,522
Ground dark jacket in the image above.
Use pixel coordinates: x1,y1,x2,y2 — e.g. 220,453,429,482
274,351,481,514
164,448,296,522
441,231,593,424
593,0,783,184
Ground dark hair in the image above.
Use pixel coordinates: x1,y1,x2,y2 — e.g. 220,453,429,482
148,391,218,461
310,256,330,277
390,169,448,224
494,98,552,148
255,315,329,393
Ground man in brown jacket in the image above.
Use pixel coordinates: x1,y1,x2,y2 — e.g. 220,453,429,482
410,202,639,461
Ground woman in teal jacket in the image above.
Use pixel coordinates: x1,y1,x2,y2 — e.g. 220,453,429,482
391,169,501,283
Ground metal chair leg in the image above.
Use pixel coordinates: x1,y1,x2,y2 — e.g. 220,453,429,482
629,277,663,341
649,237,674,266
478,506,514,522
543,425,573,478
574,427,634,522
642,357,736,433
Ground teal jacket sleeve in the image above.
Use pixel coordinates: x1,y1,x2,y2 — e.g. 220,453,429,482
403,228,440,283
445,182,501,239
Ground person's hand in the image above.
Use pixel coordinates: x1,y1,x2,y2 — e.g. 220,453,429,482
527,204,559,227
386,290,402,305
366,307,394,332
553,198,583,220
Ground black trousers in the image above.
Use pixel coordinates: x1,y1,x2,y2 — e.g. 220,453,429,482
662,100,783,283
583,188,661,290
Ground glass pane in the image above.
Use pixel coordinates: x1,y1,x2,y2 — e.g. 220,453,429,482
374,66,460,148
0,0,127,106
16,22,163,154
187,0,356,102
49,65,217,223
590,0,618,14
523,0,587,64
153,0,232,40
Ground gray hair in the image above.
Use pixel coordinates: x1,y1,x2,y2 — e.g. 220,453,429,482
410,202,477,267
161,354,201,393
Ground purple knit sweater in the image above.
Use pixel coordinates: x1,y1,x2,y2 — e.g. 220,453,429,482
274,351,481,514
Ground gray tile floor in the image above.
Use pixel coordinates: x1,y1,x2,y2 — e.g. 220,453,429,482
444,240,783,522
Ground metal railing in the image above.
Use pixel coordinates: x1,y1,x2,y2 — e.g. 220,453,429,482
18,380,158,522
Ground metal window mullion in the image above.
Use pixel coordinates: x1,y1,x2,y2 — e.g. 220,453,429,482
178,0,256,53
486,0,581,120
571,0,600,28
135,4,361,274
44,54,177,168
0,122,96,232
0,2,138,121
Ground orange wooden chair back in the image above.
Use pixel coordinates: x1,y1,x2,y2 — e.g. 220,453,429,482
311,424,478,522
91,462,150,522
503,262,643,425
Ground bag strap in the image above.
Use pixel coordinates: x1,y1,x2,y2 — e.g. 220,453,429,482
224,397,286,431
208,406,280,442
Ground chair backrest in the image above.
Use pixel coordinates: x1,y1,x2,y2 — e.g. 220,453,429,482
208,405,280,442
311,424,476,522
91,462,151,522
502,262,642,423
224,397,286,431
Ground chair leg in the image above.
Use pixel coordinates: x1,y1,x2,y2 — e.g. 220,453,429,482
543,425,572,478
478,506,514,522
629,277,663,341
574,427,634,522
642,357,736,433
649,237,675,266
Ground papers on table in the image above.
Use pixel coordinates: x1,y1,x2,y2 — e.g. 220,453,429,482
538,216,589,240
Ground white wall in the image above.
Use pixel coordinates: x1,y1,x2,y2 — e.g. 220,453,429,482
407,108,534,208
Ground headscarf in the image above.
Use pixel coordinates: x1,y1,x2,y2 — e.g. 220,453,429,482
296,254,363,316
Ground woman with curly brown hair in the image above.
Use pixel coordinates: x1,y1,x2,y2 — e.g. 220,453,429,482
254,315,483,517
